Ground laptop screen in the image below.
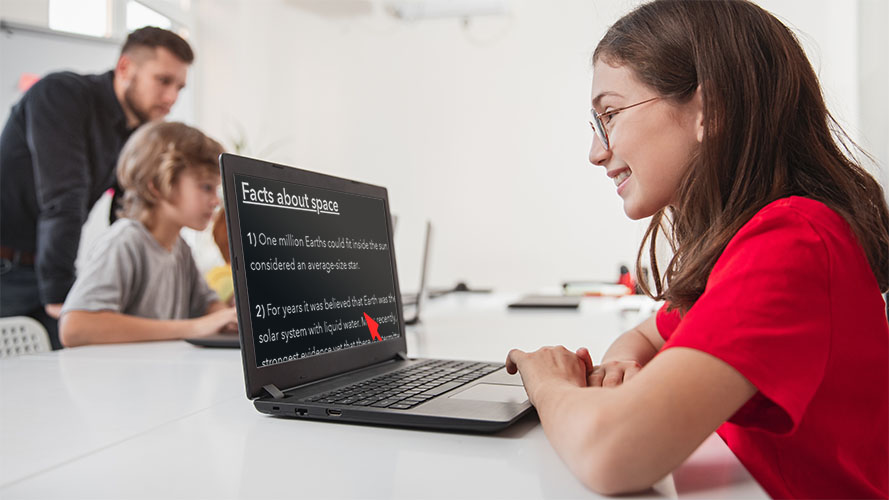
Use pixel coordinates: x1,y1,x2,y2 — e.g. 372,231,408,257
234,174,401,368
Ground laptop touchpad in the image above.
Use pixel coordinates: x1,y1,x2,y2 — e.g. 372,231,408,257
449,383,528,404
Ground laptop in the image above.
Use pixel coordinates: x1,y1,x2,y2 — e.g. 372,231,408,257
400,220,431,325
220,153,532,432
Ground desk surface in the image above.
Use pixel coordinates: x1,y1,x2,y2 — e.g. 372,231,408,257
0,293,767,499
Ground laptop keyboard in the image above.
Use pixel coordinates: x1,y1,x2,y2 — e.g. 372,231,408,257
303,359,503,410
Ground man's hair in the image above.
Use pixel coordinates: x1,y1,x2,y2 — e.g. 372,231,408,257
594,0,889,309
121,26,194,63
116,121,223,221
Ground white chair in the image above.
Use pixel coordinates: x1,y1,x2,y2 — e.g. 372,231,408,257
0,316,51,358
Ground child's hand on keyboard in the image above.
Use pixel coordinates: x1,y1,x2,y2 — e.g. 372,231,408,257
192,307,238,337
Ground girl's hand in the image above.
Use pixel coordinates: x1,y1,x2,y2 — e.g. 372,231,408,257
506,346,593,406
587,360,643,388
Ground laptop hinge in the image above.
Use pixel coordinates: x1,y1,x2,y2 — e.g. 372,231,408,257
395,351,409,361
262,384,286,400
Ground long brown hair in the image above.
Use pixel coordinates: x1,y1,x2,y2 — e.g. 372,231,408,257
594,0,889,310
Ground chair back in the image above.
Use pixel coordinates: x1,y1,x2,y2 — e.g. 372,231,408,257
0,316,51,358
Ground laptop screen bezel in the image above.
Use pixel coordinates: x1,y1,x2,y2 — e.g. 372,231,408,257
219,153,409,400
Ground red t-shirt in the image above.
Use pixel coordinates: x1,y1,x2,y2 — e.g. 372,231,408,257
656,197,888,499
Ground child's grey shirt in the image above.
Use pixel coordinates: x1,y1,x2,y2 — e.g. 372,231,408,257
62,219,218,319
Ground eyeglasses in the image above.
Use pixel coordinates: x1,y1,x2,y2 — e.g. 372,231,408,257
590,96,660,150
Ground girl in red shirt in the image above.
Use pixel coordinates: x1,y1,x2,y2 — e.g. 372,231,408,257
505,1,889,497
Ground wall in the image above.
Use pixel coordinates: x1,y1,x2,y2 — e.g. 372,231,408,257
858,0,889,204
193,0,649,292
192,0,876,293
0,0,48,25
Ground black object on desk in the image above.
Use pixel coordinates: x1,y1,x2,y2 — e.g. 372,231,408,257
429,281,493,298
185,331,240,348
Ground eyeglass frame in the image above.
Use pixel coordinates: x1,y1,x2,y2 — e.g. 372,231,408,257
590,96,660,150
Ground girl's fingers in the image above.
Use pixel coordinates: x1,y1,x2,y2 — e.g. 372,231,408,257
576,347,594,375
602,368,624,388
624,363,642,383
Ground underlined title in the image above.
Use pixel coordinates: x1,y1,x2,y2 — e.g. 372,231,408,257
240,181,340,215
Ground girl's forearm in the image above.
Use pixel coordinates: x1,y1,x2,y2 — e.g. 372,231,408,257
599,327,659,365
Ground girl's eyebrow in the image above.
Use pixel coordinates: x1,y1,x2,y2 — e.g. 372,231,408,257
592,91,623,109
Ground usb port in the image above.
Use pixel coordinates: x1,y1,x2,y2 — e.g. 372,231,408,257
326,409,342,417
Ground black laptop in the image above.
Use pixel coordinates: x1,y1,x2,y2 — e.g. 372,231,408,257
220,153,532,432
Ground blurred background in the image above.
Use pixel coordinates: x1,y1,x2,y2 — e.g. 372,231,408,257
1,0,886,294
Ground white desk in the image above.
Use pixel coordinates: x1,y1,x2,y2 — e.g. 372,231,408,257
0,293,767,499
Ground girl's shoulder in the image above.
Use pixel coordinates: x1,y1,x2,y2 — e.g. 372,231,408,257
752,196,848,236
723,195,879,300
742,196,862,260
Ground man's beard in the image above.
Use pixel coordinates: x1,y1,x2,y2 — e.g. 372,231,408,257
124,78,152,126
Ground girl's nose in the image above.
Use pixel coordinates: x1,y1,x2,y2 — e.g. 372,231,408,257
589,134,611,167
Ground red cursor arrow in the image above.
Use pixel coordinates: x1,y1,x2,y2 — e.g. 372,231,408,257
364,312,381,341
